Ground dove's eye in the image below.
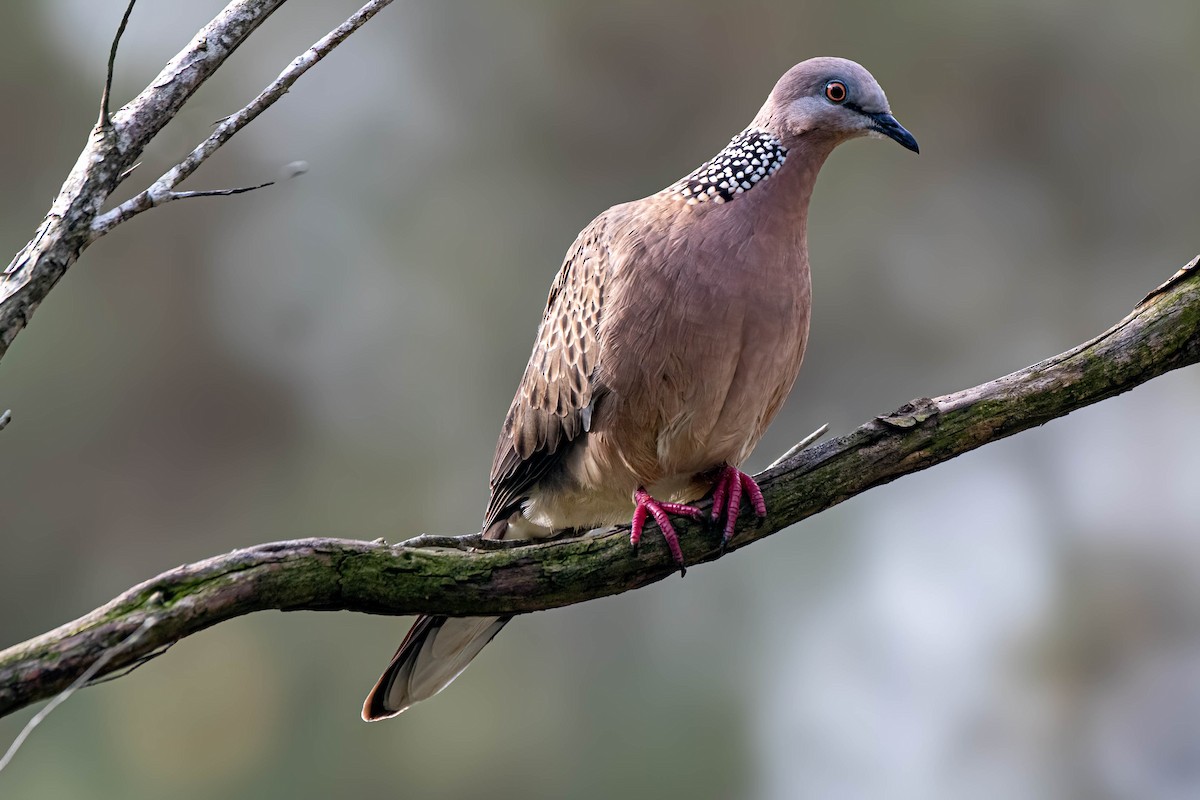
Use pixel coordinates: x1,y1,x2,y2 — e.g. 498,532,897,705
824,81,847,104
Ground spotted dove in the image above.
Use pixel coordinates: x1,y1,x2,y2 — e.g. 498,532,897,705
363,57,918,720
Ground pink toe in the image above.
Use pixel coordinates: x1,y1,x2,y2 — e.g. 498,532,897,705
742,472,767,517
645,502,684,565
711,474,729,521
630,502,649,547
630,488,692,569
723,474,743,541
659,500,704,520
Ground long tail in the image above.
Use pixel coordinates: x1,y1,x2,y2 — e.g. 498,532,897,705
361,614,511,720
362,515,523,720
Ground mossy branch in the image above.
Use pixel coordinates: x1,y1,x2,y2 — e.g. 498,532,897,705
2,256,1197,720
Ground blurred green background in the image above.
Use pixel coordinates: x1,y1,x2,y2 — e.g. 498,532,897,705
2,1,1200,798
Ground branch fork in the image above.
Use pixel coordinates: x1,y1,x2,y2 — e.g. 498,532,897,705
0,0,395,359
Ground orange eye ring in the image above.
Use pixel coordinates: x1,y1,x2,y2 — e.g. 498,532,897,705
824,81,847,104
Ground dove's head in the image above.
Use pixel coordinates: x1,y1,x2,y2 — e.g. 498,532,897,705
758,57,918,153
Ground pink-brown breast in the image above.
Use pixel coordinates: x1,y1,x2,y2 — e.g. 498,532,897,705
539,173,813,525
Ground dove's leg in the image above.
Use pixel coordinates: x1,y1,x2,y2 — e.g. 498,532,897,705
629,488,704,574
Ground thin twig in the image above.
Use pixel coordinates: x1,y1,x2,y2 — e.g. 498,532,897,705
393,533,546,551
99,0,138,129
0,616,156,773
89,0,396,240
396,533,482,551
396,527,599,552
117,161,142,182
169,181,276,201
84,642,174,687
0,410,10,432
767,423,830,469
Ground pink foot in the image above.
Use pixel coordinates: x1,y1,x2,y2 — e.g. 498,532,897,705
630,488,704,575
710,464,767,545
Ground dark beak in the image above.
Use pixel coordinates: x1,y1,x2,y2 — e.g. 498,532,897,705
868,112,919,153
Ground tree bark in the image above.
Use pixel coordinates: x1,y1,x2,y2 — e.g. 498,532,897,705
2,256,1197,719
0,0,289,359
0,0,393,360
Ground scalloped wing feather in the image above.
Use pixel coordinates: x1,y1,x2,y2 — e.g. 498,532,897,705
485,215,610,527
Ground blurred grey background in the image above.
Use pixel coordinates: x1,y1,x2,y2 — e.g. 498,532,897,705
2,1,1199,798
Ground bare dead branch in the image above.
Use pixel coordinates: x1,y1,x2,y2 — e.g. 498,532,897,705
0,0,395,362
89,0,396,239
2,257,1197,720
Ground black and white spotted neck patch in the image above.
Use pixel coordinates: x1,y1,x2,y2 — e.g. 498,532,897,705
662,128,787,205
